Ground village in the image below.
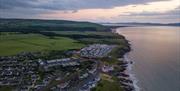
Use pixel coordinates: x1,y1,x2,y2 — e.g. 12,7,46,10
0,44,134,91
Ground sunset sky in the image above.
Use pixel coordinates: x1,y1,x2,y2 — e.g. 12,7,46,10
0,0,180,23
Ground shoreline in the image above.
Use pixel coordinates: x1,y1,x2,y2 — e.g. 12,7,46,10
123,54,140,91
111,28,140,91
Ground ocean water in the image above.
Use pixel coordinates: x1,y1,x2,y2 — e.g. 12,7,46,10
116,26,180,91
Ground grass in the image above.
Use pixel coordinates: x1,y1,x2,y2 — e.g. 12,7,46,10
0,86,13,91
101,57,119,65
0,33,84,56
0,31,129,56
52,31,128,45
92,74,123,91
100,73,114,82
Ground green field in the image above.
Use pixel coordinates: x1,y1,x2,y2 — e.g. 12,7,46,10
0,86,14,91
0,19,129,56
91,74,123,91
0,33,84,56
0,31,129,56
92,80,123,91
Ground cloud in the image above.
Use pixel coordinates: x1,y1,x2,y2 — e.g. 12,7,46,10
0,0,37,9
119,6,180,19
1,0,168,19
112,6,180,23
0,0,169,10
0,0,179,23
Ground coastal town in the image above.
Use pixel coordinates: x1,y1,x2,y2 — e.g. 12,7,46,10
0,44,133,91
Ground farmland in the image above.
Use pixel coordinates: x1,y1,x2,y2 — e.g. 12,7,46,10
0,30,129,56
0,32,84,56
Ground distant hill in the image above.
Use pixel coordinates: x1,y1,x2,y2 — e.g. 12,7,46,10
0,18,108,32
102,22,180,27
166,23,180,26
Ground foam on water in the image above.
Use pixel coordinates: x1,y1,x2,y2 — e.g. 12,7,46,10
124,54,141,91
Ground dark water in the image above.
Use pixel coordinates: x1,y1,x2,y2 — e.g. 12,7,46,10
116,26,180,91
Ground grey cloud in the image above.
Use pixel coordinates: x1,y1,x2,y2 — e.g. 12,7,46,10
0,0,168,19
0,0,169,10
0,0,178,23
0,0,170,18
116,8,180,23
0,0,38,9
119,6,180,18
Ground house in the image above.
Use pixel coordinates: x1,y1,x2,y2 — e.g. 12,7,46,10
79,73,89,79
102,65,114,73
57,81,70,89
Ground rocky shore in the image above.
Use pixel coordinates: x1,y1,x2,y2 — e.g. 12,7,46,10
116,57,136,91
111,28,138,91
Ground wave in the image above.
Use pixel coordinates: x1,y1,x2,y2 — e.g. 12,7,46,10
124,54,141,91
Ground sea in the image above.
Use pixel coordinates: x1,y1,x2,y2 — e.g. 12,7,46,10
116,26,180,91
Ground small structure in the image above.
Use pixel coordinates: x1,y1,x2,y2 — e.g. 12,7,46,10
57,81,70,89
79,73,89,79
102,65,114,73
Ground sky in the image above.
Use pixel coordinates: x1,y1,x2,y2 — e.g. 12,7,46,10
0,0,180,23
